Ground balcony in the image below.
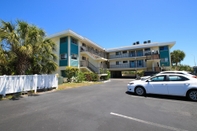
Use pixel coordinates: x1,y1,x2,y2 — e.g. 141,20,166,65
146,67,161,72
110,64,130,68
109,64,146,69
145,50,160,60
109,53,129,59
80,60,107,74
80,46,106,58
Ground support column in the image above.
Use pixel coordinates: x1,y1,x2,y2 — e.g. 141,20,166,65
78,41,81,68
152,62,155,71
68,36,71,66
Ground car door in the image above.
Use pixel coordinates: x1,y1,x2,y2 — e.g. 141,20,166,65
166,75,190,96
146,75,168,95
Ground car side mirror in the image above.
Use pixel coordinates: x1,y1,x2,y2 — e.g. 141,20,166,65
146,79,150,82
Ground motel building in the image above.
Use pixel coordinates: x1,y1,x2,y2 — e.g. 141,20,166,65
48,30,175,78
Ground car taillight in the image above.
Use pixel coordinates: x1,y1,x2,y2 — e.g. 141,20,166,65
192,75,197,78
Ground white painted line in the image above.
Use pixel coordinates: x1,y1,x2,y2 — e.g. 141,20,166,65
110,112,188,131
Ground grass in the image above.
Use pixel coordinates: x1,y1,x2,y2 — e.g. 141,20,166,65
58,81,102,90
0,81,102,100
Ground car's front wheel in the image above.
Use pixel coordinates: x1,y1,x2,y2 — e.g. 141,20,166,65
135,86,145,96
187,90,197,101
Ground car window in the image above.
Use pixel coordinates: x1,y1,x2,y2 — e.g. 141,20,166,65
168,75,189,81
150,75,166,82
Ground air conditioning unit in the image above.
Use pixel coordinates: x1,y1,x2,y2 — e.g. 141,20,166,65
148,40,151,43
144,41,147,44
136,41,139,44
133,43,136,45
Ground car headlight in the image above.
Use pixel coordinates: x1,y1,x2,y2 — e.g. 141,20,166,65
128,82,134,85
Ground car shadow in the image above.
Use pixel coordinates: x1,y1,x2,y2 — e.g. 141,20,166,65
125,91,193,102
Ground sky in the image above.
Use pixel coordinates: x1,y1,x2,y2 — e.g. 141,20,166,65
0,0,197,66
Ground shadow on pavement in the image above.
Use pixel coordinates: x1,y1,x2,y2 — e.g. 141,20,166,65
125,91,194,102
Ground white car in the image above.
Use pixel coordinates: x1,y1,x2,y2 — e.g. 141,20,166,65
140,71,197,80
127,73,197,101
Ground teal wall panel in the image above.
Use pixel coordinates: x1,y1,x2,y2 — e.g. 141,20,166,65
71,43,79,54
70,37,79,55
59,60,68,66
59,37,68,66
159,46,170,66
70,59,78,67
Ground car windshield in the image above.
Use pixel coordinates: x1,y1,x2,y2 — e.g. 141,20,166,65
141,73,159,80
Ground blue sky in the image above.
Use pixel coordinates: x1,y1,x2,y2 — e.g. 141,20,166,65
1,0,197,66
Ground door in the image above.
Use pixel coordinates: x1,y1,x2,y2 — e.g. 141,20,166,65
147,75,168,95
167,75,190,96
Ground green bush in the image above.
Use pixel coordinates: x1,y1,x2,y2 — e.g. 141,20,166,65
65,66,79,82
84,72,99,81
75,72,85,83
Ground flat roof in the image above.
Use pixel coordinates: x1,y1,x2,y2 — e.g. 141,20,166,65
106,41,176,52
48,29,104,50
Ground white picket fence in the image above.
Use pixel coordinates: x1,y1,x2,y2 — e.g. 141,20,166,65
0,74,58,96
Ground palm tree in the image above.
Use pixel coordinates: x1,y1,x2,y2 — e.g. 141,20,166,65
0,20,57,75
171,50,185,69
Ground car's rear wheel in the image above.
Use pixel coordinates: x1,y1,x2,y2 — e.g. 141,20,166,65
135,86,145,96
187,90,197,101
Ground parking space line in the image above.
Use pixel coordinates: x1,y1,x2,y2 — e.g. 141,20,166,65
110,112,188,131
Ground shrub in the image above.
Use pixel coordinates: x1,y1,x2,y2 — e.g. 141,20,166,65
84,72,99,81
65,66,79,82
75,72,85,83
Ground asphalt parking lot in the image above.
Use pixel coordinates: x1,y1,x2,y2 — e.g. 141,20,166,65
0,79,197,131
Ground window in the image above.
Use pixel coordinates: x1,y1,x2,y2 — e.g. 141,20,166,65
151,75,166,82
116,52,121,55
123,61,128,63
116,61,119,65
71,38,77,45
130,61,135,68
161,58,168,62
130,51,135,57
82,56,86,60
145,48,150,51
168,75,189,81
60,37,67,43
60,53,67,59
122,51,127,54
137,60,143,67
71,54,78,60
136,50,143,56
159,46,168,51
82,43,86,47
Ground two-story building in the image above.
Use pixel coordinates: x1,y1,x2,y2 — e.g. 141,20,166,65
106,41,175,77
48,30,175,78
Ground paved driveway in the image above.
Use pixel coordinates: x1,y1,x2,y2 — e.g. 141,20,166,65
0,79,197,131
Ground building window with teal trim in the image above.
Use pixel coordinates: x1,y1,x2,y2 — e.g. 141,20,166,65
60,53,67,59
159,46,168,51
161,58,168,62
71,53,78,60
71,38,77,45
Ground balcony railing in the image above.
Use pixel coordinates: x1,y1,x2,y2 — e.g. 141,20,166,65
108,50,160,59
80,46,106,58
110,64,130,68
146,54,160,60
109,53,129,59
80,60,107,74
147,67,161,72
109,64,145,68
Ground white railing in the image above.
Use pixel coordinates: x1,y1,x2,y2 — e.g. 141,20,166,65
0,74,58,96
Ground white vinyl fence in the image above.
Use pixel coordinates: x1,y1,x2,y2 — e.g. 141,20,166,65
0,74,58,96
